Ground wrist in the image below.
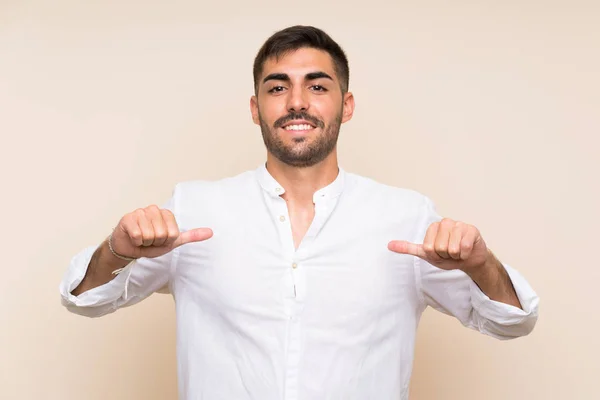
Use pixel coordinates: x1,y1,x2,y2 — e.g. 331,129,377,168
107,230,138,262
464,249,499,282
99,240,131,272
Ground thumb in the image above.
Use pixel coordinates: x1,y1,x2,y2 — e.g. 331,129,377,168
388,240,426,259
172,228,213,248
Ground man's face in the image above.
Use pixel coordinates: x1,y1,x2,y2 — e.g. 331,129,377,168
250,47,354,167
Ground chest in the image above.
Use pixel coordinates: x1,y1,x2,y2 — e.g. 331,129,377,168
287,202,315,250
173,199,422,328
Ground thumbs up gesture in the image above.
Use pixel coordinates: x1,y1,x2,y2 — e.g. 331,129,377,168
111,205,213,260
388,218,489,274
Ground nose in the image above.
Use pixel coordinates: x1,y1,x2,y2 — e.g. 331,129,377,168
286,86,309,112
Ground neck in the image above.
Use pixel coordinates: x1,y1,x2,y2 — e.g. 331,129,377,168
265,151,339,206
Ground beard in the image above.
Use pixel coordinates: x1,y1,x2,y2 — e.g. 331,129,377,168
258,108,342,168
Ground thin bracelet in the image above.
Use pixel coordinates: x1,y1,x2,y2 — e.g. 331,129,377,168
107,230,137,262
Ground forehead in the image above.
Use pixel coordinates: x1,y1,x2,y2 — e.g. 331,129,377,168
261,47,337,80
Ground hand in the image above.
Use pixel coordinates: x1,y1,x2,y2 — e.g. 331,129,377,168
388,218,489,274
111,205,213,260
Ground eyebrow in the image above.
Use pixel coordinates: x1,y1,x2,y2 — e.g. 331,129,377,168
262,71,334,84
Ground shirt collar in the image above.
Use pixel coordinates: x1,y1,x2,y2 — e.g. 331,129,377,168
256,162,346,202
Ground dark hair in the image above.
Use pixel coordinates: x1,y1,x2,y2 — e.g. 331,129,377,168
253,25,349,95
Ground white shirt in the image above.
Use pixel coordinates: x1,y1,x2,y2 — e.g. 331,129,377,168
60,163,539,400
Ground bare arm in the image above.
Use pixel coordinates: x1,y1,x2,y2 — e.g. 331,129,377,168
465,249,522,309
71,239,129,296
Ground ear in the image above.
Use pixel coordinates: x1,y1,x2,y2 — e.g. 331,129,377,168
341,92,355,124
250,95,260,125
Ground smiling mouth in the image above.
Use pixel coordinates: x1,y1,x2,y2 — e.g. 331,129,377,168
282,123,316,132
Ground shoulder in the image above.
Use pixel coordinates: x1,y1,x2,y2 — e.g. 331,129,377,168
166,169,260,225
342,171,440,240
173,169,256,199
344,171,433,210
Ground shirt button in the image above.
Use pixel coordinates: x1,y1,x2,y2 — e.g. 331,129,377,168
292,262,298,269
279,215,286,222
275,187,282,193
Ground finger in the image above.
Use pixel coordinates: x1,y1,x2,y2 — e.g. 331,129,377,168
172,228,213,248
434,218,453,259
387,240,426,259
161,209,180,248
146,205,168,247
135,209,155,247
459,226,479,260
122,213,144,247
422,221,440,260
448,222,466,260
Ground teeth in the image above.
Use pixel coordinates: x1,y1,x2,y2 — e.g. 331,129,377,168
284,124,313,131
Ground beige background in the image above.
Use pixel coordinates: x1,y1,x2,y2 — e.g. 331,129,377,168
1,1,598,399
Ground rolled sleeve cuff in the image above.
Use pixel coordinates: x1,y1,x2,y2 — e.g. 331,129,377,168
59,244,136,308
469,263,540,325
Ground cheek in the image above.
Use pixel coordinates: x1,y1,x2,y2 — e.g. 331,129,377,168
313,98,339,118
258,99,288,124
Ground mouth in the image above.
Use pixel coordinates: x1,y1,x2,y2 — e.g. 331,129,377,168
280,120,317,134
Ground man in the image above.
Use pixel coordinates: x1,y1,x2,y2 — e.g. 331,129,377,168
60,25,539,400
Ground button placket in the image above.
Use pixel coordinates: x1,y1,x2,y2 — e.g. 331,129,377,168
271,196,302,400
256,166,345,400
270,196,298,309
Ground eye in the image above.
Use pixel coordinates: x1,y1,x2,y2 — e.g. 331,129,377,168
268,86,286,93
311,85,327,92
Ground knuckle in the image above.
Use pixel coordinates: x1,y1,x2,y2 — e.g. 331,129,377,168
146,204,160,213
168,225,180,236
129,228,142,239
154,228,167,240
161,209,175,220
423,243,435,253
129,231,143,245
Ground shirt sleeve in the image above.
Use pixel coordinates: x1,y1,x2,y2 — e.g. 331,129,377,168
414,195,540,340
59,185,181,318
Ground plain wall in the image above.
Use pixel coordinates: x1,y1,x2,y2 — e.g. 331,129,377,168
1,1,598,399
